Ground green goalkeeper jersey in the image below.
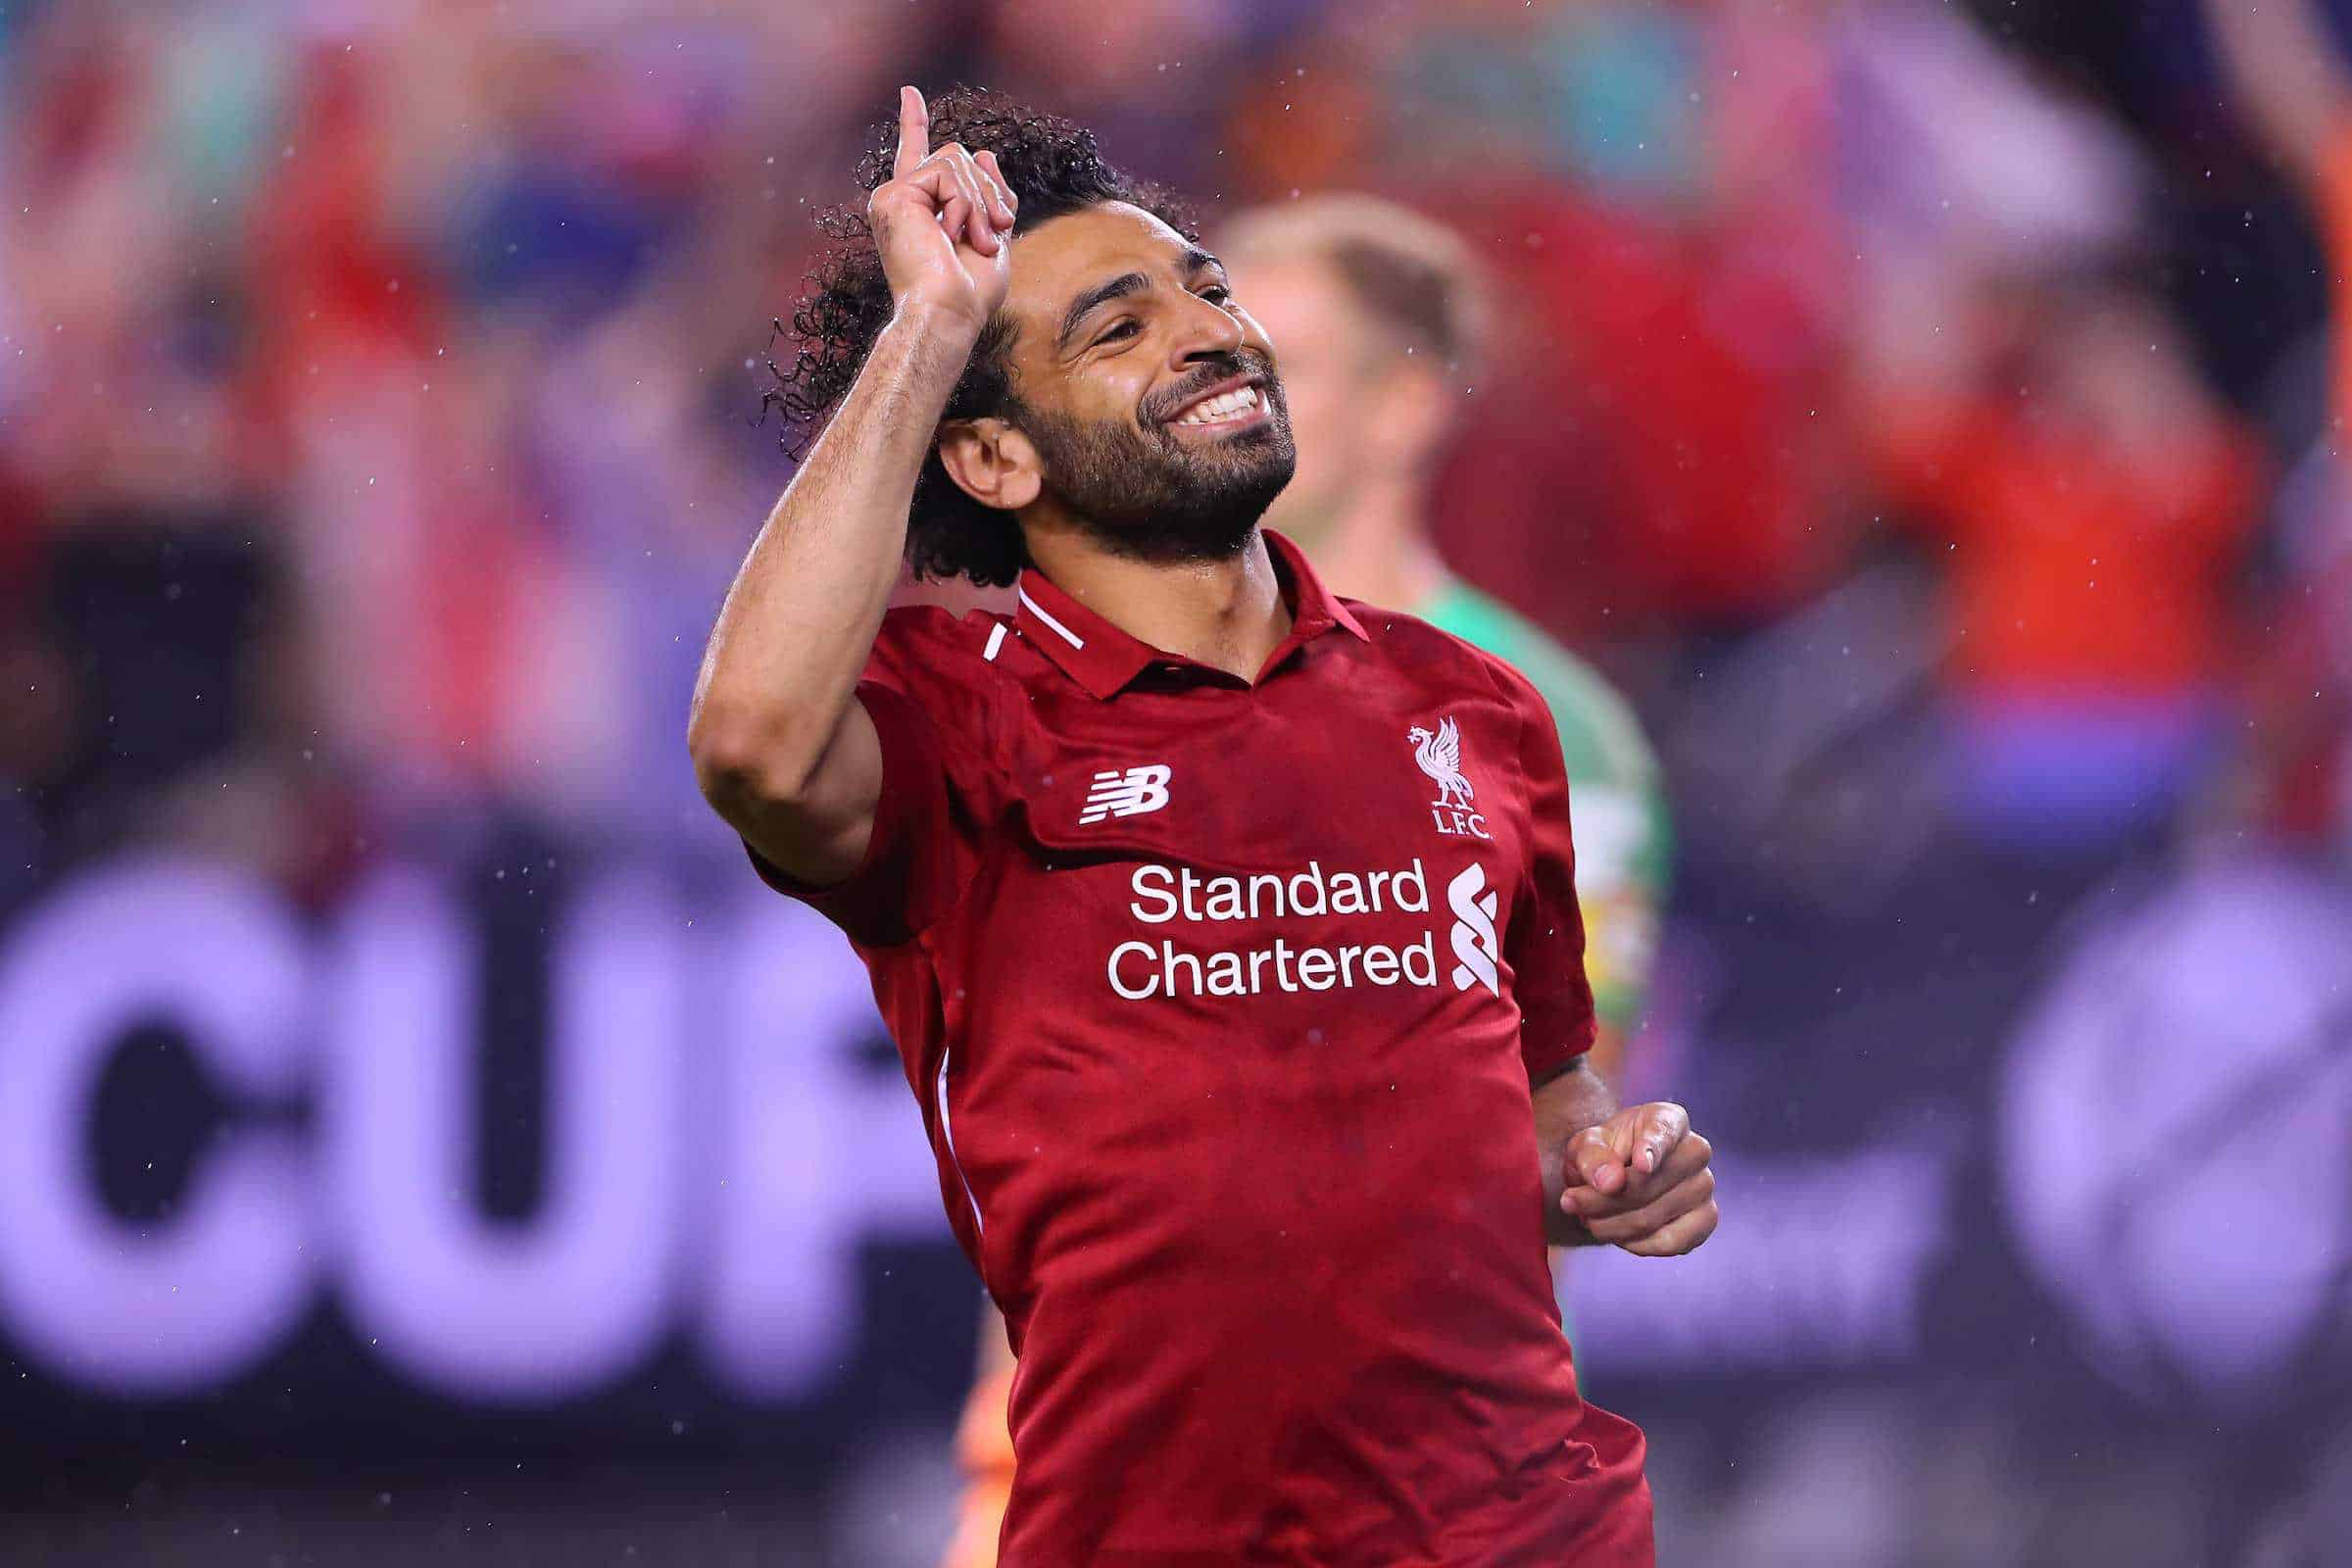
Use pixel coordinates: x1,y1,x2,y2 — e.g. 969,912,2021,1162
1416,576,1671,1040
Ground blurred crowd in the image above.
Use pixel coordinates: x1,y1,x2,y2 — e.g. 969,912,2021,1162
7,3,2352,1563
2,0,2347,906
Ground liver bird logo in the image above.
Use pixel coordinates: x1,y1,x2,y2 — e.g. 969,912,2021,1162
1408,717,1475,810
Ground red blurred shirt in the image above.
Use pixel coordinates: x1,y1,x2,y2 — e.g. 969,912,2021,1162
754,532,1650,1565
1875,398,2259,700
1426,183,1846,640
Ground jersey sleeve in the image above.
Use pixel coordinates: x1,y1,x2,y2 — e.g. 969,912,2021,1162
1494,629,1670,1047
744,607,1004,949
1494,659,1598,1082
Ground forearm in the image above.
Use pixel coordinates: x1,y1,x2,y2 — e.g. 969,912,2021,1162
689,302,977,796
1532,1057,1617,1247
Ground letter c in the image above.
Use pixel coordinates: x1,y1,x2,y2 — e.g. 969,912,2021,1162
0,859,316,1394
1108,941,1160,999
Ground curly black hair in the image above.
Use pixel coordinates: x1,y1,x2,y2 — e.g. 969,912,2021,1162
763,87,1199,587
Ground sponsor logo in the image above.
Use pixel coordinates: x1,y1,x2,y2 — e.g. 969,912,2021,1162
1107,860,1438,1000
1447,862,1500,996
1100,858,1507,1003
1408,716,1490,840
1080,763,1173,824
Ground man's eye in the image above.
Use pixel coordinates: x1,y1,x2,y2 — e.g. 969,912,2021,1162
1097,319,1140,345
1201,286,1233,306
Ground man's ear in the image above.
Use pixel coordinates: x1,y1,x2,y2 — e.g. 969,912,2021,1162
937,417,1043,513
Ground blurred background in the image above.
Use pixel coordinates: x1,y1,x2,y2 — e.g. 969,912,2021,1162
3,0,2350,1564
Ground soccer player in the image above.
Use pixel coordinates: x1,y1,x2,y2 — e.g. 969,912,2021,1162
942,194,1678,1568
691,88,1718,1565
1221,196,1673,1091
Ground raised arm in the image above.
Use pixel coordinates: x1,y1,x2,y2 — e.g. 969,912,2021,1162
689,88,1017,884
2204,0,2352,183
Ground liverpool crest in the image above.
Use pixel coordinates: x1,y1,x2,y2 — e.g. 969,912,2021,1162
1408,717,1491,839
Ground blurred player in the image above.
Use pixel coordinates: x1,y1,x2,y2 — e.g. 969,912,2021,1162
1223,196,1673,1072
942,194,1674,1568
693,88,1715,1564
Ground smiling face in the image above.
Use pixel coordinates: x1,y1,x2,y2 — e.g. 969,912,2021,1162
944,202,1298,564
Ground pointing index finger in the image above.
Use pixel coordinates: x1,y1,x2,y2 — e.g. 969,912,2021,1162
1567,1125,1626,1196
894,86,929,180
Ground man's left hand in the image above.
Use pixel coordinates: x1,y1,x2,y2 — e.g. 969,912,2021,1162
1559,1102,1716,1256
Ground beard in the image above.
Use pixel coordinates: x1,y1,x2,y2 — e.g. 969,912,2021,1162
1011,355,1298,565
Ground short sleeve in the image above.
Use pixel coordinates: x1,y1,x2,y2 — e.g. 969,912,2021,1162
1495,661,1597,1082
1497,629,1670,1045
744,609,1002,948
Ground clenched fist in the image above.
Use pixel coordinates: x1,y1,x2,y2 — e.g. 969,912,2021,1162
869,86,1018,332
1558,1102,1717,1256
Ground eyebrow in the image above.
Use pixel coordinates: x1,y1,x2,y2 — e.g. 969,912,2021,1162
1055,247,1225,352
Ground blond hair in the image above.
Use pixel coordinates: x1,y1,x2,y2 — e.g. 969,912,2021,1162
1221,193,1493,380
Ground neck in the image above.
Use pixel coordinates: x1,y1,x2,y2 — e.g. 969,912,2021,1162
1289,476,1450,613
1023,523,1291,682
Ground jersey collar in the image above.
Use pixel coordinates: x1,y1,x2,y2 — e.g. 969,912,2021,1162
1013,528,1369,701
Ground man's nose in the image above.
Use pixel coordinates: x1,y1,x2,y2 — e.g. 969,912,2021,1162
1170,292,1246,367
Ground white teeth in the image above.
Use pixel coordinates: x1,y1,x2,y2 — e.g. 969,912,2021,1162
1176,386,1260,425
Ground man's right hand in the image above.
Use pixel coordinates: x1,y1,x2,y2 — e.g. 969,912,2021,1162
870,86,1018,333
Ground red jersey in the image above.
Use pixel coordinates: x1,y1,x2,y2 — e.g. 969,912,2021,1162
754,531,1652,1565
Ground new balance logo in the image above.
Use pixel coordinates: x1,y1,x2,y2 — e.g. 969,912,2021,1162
1080,764,1173,824
1447,862,1500,996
